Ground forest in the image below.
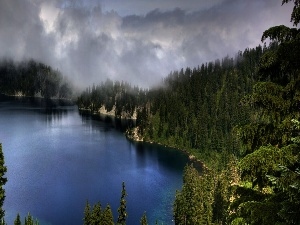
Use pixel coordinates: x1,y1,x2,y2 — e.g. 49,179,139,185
0,0,300,224
0,59,73,100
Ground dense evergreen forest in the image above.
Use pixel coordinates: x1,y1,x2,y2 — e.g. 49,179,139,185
78,40,264,168
0,0,299,224
0,59,73,99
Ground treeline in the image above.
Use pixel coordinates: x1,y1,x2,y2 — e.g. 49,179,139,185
0,59,73,99
77,79,148,119
78,44,265,168
83,182,149,225
139,45,265,167
174,0,300,224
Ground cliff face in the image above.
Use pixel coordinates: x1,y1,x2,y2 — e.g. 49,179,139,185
126,127,143,142
79,104,137,120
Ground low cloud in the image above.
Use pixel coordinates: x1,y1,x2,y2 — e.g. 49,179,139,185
0,0,294,88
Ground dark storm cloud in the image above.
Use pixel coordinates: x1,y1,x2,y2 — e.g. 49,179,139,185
0,0,294,88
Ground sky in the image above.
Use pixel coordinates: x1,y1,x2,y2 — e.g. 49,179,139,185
0,0,295,88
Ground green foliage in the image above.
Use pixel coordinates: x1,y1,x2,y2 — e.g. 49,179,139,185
83,201,92,225
77,79,147,119
102,205,114,225
83,200,115,225
140,212,148,225
24,213,39,225
117,182,127,225
174,164,214,225
14,213,21,225
91,202,102,225
282,0,300,26
230,1,300,223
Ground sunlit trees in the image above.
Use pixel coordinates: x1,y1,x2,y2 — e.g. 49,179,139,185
229,1,300,224
174,164,214,225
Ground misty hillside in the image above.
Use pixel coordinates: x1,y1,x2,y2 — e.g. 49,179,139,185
0,59,73,100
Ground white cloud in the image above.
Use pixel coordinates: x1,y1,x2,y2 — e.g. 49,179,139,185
0,0,294,88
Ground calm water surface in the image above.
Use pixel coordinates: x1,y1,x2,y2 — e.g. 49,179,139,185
0,97,189,225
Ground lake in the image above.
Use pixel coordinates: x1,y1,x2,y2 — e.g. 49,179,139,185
0,97,189,225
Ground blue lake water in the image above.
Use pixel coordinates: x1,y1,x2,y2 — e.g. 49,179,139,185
0,97,189,225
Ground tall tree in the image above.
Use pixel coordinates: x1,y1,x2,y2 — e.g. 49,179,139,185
0,144,7,222
117,182,127,225
174,164,214,225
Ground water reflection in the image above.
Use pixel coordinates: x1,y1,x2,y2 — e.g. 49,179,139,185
0,98,189,225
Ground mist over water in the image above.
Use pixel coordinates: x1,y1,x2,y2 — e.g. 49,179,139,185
0,97,189,225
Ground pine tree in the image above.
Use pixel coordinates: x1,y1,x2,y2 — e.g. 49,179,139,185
0,144,7,222
174,164,214,225
102,204,114,225
83,201,92,225
140,212,148,225
229,1,300,224
14,213,21,225
91,202,102,225
24,213,38,225
117,182,127,225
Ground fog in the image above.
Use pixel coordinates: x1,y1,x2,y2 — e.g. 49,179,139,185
0,0,294,88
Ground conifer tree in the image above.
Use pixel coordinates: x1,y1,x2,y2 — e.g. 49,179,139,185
174,164,213,225
14,213,21,225
230,1,300,224
24,213,39,225
83,201,92,225
0,144,7,222
91,202,102,225
140,212,148,225
117,182,127,225
102,204,114,225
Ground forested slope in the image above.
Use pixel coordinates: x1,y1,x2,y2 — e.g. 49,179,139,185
0,59,73,99
77,45,267,168
139,46,265,167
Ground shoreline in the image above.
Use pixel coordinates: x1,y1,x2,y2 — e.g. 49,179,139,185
3,95,207,172
78,106,137,120
125,127,208,171
79,108,207,171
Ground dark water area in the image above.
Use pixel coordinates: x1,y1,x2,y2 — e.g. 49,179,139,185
0,97,189,225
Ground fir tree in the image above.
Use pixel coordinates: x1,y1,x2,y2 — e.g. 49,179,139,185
83,201,92,225
14,213,21,225
0,144,7,222
117,182,127,225
174,164,214,225
91,202,102,225
102,204,114,225
140,212,148,225
229,1,300,224
24,213,39,225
